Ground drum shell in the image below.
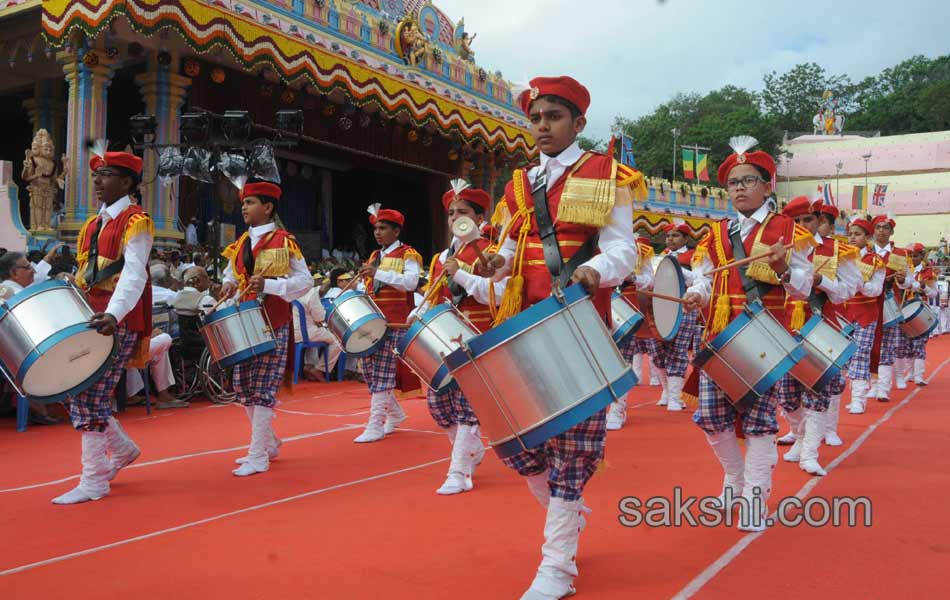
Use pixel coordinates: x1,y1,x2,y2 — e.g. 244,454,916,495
610,292,644,345
694,301,805,409
445,285,637,458
789,315,857,393
0,280,115,402
200,300,276,368
396,303,478,391
652,255,686,341
882,292,904,328
326,290,389,357
899,300,938,339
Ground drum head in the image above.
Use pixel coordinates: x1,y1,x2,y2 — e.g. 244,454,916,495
22,329,115,399
343,317,389,355
652,255,686,341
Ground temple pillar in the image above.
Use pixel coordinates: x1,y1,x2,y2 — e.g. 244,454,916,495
136,51,191,247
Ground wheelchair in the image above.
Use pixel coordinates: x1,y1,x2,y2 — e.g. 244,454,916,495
169,310,237,405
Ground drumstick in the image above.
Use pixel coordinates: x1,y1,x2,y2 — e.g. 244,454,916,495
208,284,244,314
639,289,691,305
813,256,832,275
706,242,795,277
388,323,411,330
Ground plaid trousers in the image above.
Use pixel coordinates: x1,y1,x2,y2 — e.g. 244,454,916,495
896,328,928,360
361,330,403,393
65,326,139,432
233,323,290,408
847,322,877,382
427,385,479,428
777,375,835,413
501,409,607,501
879,324,899,366
692,372,787,436
621,336,660,362
654,310,697,377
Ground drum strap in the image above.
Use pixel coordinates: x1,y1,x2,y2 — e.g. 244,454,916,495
728,222,773,303
83,217,127,287
531,171,599,289
445,244,467,305
372,250,384,295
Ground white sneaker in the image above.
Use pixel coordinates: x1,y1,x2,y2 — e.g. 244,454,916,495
605,401,626,430
783,439,802,462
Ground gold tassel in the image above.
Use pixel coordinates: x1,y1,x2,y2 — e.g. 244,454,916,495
682,391,699,409
711,273,731,334
790,300,806,331
494,274,523,324
122,213,155,246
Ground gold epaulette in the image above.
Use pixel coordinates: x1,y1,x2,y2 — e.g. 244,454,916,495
792,223,818,252
691,233,712,267
404,247,423,267
637,239,655,274
617,162,648,200
75,214,98,264
122,212,154,246
285,234,303,260
838,241,859,262
222,233,247,262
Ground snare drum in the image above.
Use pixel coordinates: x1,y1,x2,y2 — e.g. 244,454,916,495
444,284,637,458
693,300,805,411
0,280,116,402
882,291,903,328
610,291,644,346
652,255,686,341
899,299,938,339
789,314,857,393
395,303,479,391
200,300,276,368
326,290,389,357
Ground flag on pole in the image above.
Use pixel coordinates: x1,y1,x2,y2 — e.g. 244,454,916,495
682,149,695,180
851,185,868,210
822,183,834,206
696,152,709,181
872,184,888,207
620,134,636,168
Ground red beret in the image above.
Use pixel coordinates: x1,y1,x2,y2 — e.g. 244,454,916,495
370,208,405,227
850,218,872,234
908,242,925,253
816,202,839,220
871,214,896,229
442,187,491,212
662,222,691,235
89,151,143,176
240,182,282,201
716,150,776,187
519,76,591,117
781,195,814,219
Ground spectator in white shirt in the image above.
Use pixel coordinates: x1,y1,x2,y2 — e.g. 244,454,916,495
292,284,342,381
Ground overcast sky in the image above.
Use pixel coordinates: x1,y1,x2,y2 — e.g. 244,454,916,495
436,0,950,142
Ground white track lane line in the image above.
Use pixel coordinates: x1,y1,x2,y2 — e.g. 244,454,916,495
0,424,362,494
671,357,949,599
0,457,449,577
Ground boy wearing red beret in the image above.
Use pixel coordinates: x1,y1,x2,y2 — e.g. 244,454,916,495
52,152,153,504
486,75,644,600
415,179,507,494
218,181,313,477
775,197,860,475
682,137,817,531
895,242,938,387
353,206,423,443
840,217,886,417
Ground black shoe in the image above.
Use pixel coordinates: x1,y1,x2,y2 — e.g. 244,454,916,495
29,413,63,426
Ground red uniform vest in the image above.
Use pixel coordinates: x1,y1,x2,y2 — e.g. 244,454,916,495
75,204,152,334
844,248,885,326
662,246,694,269
622,237,658,339
786,237,857,326
224,228,299,329
503,153,642,319
693,213,806,340
426,239,494,332
366,243,422,323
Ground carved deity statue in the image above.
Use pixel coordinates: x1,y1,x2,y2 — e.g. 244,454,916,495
402,21,430,67
459,31,477,62
21,129,62,232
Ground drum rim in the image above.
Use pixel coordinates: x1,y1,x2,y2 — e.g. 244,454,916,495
443,284,588,372
653,255,686,341
899,301,939,338
203,299,264,325
397,303,454,355
214,341,278,369
15,322,115,383
19,329,117,403
341,314,389,358
491,368,636,458
611,312,644,345
1,279,72,311
329,290,366,315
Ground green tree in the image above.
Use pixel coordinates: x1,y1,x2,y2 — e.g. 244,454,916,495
577,135,606,152
761,62,854,134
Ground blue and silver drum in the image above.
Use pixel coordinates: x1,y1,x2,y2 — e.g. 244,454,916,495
882,291,904,328
693,300,805,411
326,290,388,358
610,291,644,346
899,299,938,339
200,300,276,368
0,280,116,402
444,284,637,458
652,255,686,341
789,314,857,393
395,303,479,391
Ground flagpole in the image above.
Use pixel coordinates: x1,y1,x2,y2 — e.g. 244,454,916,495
862,152,872,213
835,161,843,208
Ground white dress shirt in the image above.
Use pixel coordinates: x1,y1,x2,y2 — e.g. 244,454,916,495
222,222,313,302
496,141,637,288
813,233,861,305
151,284,177,306
686,202,814,306
909,262,939,299
98,195,153,323
30,259,52,286
0,279,24,300
371,240,421,292
856,247,886,298
874,241,915,290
